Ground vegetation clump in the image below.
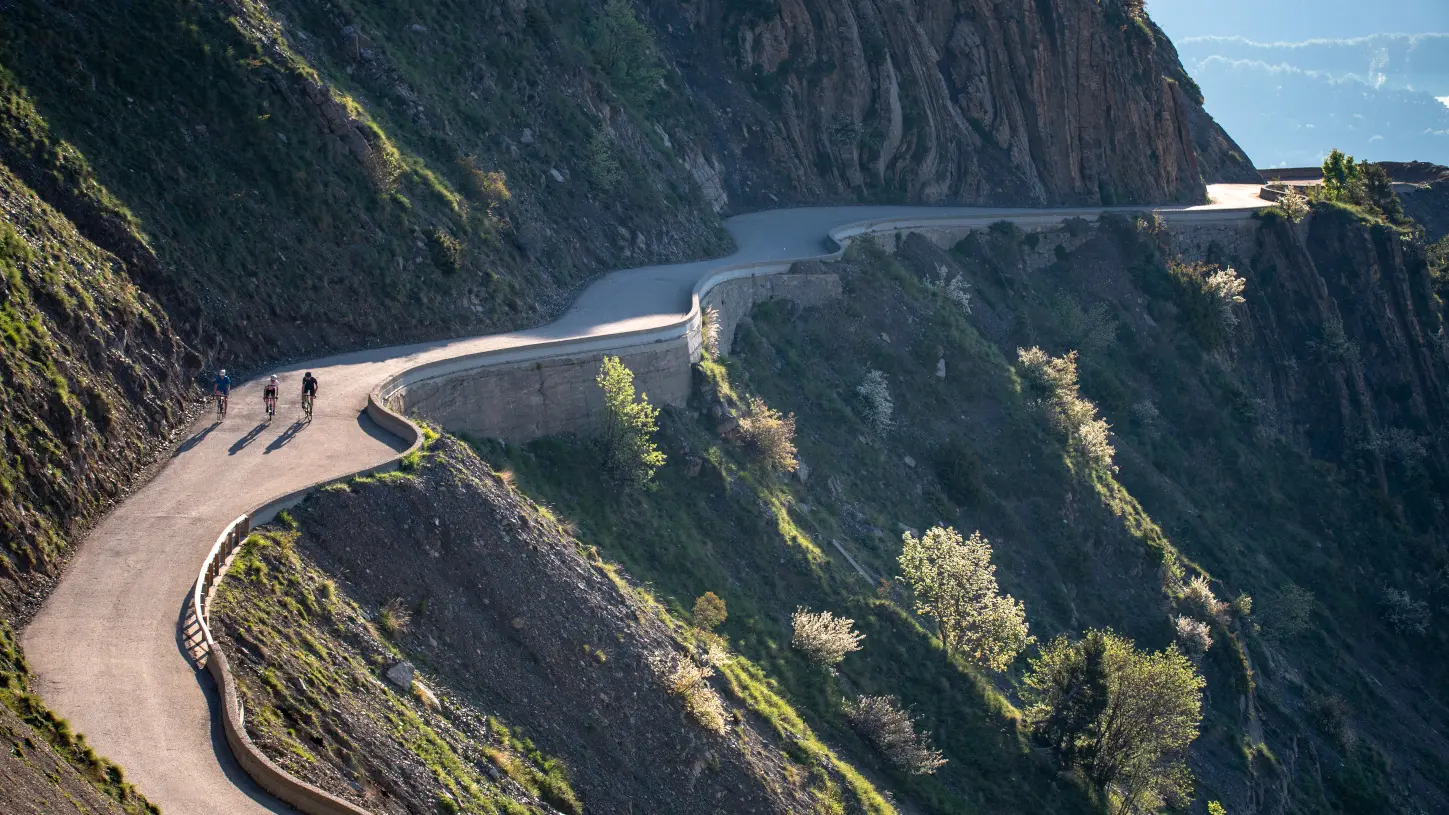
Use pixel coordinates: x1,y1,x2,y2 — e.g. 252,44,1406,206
1272,187,1310,223
1164,261,1247,347
738,396,799,472
597,355,665,488
1172,615,1212,657
1381,588,1430,635
1023,630,1205,814
898,526,1032,671
845,694,947,776
856,368,895,434
1017,347,1116,472
692,591,728,632
1178,575,1224,622
700,306,722,359
1259,582,1314,640
791,607,864,667
379,597,412,636
590,0,665,107
652,652,729,734
926,263,973,314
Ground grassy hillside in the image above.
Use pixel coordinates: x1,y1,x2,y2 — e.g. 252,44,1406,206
213,435,895,815
0,0,729,367
479,213,1449,813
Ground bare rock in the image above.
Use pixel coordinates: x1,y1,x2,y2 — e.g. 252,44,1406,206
385,661,415,690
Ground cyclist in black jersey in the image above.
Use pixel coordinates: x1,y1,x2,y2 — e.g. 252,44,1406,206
301,372,319,421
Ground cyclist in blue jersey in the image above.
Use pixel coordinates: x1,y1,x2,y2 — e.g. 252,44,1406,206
213,369,231,420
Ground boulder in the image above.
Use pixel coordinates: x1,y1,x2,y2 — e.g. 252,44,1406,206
385,660,415,690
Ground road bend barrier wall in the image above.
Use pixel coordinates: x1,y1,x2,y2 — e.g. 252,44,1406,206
381,270,844,443
190,393,422,815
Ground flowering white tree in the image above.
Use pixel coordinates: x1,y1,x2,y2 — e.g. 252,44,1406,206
899,526,1032,671
792,608,864,666
846,695,947,775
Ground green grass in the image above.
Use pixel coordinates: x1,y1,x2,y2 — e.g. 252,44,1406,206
478,219,1449,813
215,528,578,815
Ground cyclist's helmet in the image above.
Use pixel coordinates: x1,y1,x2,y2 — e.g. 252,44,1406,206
305,371,312,377
269,374,279,383
219,369,227,377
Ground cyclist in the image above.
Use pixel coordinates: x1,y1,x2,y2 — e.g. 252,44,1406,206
213,369,231,420
301,371,319,420
263,375,280,420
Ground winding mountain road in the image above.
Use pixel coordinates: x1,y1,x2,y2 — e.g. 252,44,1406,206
22,185,1267,814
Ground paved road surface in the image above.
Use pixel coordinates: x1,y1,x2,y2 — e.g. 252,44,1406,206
22,186,1267,814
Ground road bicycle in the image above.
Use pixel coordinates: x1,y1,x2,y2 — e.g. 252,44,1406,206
302,393,314,422
215,393,228,420
264,394,277,421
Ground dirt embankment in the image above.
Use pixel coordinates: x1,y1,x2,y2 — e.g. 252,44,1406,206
212,436,840,815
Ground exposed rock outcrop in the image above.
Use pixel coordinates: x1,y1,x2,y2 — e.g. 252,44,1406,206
652,0,1256,207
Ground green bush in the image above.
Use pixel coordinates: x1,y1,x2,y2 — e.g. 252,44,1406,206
590,0,665,107
428,229,462,274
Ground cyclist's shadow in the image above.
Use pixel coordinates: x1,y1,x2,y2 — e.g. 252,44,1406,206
228,423,268,456
264,421,306,454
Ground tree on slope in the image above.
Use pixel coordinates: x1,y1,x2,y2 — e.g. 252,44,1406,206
1023,630,1205,815
597,355,665,488
898,526,1031,671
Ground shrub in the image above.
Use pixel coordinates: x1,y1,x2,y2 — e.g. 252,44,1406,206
1260,582,1313,640
738,396,798,472
845,695,947,775
1307,693,1354,746
585,130,623,193
427,228,462,274
700,306,721,359
597,355,665,488
590,0,665,106
926,263,972,314
1202,266,1247,333
1050,294,1117,355
1381,588,1430,635
1023,630,1204,813
856,369,894,434
379,597,411,636
1173,615,1213,657
1230,593,1253,619
692,591,727,632
1016,348,1116,472
899,526,1033,671
652,652,728,733
791,608,864,666
1167,261,1247,346
1274,187,1309,223
1179,575,1224,622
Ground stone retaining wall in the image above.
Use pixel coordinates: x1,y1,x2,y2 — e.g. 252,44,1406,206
394,272,841,442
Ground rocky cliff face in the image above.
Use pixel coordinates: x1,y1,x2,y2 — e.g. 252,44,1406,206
651,0,1257,208
1243,210,1449,491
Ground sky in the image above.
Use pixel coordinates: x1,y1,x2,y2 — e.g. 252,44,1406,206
1147,0,1448,41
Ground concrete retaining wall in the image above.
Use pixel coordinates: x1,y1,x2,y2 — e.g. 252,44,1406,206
392,272,841,442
